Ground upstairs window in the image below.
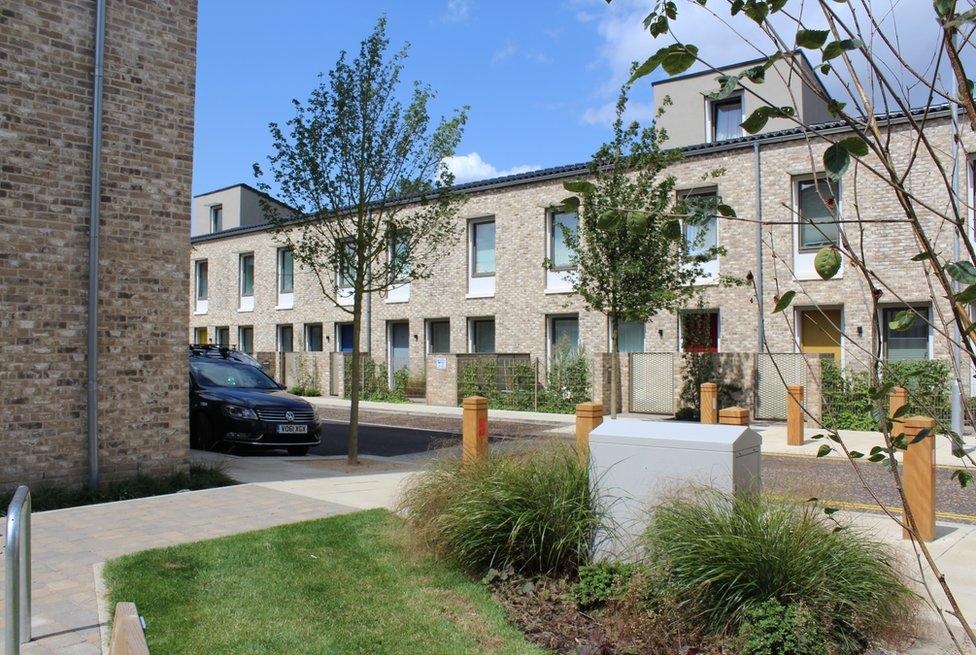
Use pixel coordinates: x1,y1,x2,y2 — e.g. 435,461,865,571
278,248,294,294
711,96,743,142
471,219,496,277
338,240,356,289
194,260,208,300
797,178,839,251
389,231,411,283
209,205,223,232
240,253,255,298
549,210,578,270
680,191,718,259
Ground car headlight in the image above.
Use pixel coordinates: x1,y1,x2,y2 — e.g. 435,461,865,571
222,404,258,420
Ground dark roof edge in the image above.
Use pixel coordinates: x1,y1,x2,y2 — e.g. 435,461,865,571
190,104,951,245
193,182,297,212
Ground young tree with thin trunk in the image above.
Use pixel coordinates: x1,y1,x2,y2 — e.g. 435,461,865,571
254,17,468,464
558,85,723,418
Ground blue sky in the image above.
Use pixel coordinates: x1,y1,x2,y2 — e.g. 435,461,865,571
193,0,951,196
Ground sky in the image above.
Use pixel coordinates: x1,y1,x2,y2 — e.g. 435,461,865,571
192,0,958,196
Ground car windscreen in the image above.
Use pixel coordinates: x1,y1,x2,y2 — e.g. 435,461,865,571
190,359,279,389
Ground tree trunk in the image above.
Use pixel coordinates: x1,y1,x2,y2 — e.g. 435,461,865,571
348,287,363,466
610,316,619,420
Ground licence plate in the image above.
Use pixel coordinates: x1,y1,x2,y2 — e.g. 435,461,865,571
277,424,308,434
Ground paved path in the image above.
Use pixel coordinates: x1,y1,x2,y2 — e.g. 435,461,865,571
0,479,384,654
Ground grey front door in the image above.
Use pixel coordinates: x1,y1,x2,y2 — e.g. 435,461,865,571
389,322,410,387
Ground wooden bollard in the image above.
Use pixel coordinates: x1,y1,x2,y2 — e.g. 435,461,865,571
575,402,604,460
787,384,805,446
902,416,937,542
889,387,908,433
109,602,150,655
462,396,489,465
718,406,749,426
700,383,718,424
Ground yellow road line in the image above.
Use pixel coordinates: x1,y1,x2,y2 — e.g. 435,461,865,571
764,451,968,472
803,498,976,524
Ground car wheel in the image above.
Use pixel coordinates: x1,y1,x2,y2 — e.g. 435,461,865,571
193,413,216,451
287,445,309,456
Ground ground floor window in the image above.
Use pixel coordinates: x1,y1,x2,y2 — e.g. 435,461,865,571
336,323,354,352
214,326,230,348
193,326,208,345
305,323,323,352
883,305,930,361
798,308,842,361
614,319,645,353
427,319,450,354
277,324,294,353
238,326,254,354
680,311,719,353
469,318,495,353
550,315,580,357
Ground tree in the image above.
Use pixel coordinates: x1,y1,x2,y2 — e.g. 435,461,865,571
254,17,468,464
558,85,723,418
621,0,976,648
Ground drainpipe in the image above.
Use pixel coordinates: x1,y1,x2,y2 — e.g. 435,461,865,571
753,141,765,352
87,0,107,488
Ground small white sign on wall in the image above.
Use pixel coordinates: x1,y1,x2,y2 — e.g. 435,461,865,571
434,357,447,370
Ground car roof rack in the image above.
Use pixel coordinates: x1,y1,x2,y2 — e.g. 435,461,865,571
188,343,233,358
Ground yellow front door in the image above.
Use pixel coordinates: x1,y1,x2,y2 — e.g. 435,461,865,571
799,309,841,361
194,327,208,345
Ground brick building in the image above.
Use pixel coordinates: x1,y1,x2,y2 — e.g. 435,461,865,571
188,56,969,412
2,1,197,486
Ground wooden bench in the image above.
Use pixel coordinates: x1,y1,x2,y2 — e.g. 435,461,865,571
718,406,750,426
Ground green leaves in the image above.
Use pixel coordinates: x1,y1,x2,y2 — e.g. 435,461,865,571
816,444,832,457
598,210,623,230
946,260,976,285
629,44,699,83
559,196,580,211
826,100,847,118
796,29,830,49
951,469,974,488
823,38,864,62
773,290,796,313
563,180,595,195
954,284,976,304
740,106,796,134
707,75,741,101
887,309,916,332
823,136,869,180
814,247,842,280
717,204,736,218
663,219,682,240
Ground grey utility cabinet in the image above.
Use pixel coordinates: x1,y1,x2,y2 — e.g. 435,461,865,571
589,419,761,560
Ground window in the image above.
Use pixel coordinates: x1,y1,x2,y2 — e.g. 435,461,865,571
680,191,718,260
338,240,356,289
884,306,930,361
550,316,580,356
305,323,323,352
336,323,354,352
194,260,208,300
549,210,577,270
390,231,411,283
797,178,839,250
278,248,294,294
240,253,254,297
799,309,842,361
681,311,719,353
214,326,229,347
471,219,496,276
615,320,645,353
193,326,208,345
427,319,450,354
209,205,223,233
711,96,742,142
469,318,495,353
238,326,254,354
277,324,294,353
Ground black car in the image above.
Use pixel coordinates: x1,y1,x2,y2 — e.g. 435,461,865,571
189,345,321,455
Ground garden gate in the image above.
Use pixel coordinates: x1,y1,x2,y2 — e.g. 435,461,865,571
754,353,806,420
629,352,675,414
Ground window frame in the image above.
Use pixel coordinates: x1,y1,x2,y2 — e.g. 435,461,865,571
239,252,255,299
795,176,841,253
337,239,356,290
388,230,411,284
882,305,931,361
680,310,720,353
277,324,294,353
548,314,580,360
194,259,208,301
469,217,496,278
278,248,295,294
304,323,324,352
677,188,719,261
209,204,223,233
426,319,451,354
709,94,743,142
238,325,254,354
547,208,578,272
468,317,496,353
611,318,646,353
214,326,230,347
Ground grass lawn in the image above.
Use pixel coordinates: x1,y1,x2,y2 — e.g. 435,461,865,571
103,509,548,655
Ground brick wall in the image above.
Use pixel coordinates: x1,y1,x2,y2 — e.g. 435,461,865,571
1,0,196,487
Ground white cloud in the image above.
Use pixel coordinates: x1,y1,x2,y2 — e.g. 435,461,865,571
443,152,541,184
581,100,654,126
492,42,518,63
443,0,470,23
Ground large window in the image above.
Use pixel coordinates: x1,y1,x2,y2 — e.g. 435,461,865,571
277,324,294,353
389,231,411,283
240,253,254,298
214,326,229,347
427,319,450,354
209,205,223,233
681,311,719,353
338,240,356,289
549,210,577,270
680,191,718,259
711,96,743,142
469,318,496,353
194,260,208,300
278,248,294,294
238,326,254,354
615,320,645,353
471,219,496,276
305,323,323,352
884,306,930,361
797,178,839,250
550,316,579,356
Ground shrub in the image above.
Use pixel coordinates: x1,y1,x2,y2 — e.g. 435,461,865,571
736,600,828,655
642,490,915,652
677,352,743,419
573,562,636,608
398,443,601,575
342,357,409,402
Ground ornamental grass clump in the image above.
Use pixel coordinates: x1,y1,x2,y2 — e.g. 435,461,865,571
643,490,916,653
398,443,602,576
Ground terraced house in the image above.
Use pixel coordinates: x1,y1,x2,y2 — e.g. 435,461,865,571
189,55,970,417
